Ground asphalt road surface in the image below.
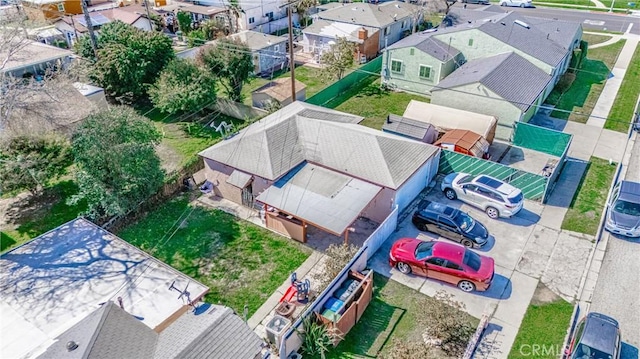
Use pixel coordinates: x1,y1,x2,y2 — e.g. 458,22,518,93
590,135,640,357
456,3,640,34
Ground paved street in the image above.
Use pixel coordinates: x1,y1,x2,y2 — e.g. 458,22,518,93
589,133,640,353
510,6,640,34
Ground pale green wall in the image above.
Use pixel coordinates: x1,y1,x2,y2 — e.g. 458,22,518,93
433,29,555,75
382,47,462,94
431,83,523,140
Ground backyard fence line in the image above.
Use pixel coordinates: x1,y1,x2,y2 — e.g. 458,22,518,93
306,56,382,107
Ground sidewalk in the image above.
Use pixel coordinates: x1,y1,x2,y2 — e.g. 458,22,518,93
586,32,640,127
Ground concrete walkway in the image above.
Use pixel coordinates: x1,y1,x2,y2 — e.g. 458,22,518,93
586,32,640,127
586,31,624,49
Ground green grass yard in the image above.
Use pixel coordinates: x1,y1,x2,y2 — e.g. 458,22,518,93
546,39,626,122
509,295,574,359
0,181,87,252
324,275,477,359
581,33,613,46
562,157,617,235
117,195,311,316
328,77,430,130
606,43,640,132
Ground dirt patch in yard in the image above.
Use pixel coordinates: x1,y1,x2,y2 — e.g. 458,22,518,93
531,282,562,305
156,142,181,174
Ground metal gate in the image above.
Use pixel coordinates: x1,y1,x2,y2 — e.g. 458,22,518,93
241,183,254,207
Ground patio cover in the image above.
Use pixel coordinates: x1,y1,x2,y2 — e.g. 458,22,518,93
226,169,253,188
256,163,382,235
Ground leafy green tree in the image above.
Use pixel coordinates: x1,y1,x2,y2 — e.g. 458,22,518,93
321,36,356,80
149,58,217,114
0,135,73,195
76,21,174,102
176,11,192,34
198,38,253,102
69,106,164,220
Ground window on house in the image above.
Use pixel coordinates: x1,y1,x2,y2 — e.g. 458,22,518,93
468,38,474,46
249,17,255,24
57,3,65,12
384,27,390,36
419,65,432,79
391,59,402,73
266,11,273,19
274,45,279,52
410,48,414,55
402,20,407,28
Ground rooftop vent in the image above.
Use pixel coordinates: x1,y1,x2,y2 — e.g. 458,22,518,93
66,341,79,352
514,19,530,29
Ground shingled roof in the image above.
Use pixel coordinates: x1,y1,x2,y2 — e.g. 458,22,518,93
388,35,461,62
317,1,418,29
433,52,552,111
199,102,439,190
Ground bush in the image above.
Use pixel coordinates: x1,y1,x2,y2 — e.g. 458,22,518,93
419,292,475,357
312,243,359,291
298,315,341,357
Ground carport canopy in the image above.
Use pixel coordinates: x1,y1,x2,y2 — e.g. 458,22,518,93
256,163,382,235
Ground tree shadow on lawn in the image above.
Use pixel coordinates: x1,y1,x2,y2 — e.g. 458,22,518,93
3,181,87,245
548,59,610,121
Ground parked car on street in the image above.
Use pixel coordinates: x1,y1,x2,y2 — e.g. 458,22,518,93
605,180,640,238
441,173,524,219
412,200,489,248
565,312,621,359
461,0,490,4
500,0,534,7
389,239,495,292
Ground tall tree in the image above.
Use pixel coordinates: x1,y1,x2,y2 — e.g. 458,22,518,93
0,135,73,195
198,39,253,103
291,0,318,27
69,106,164,220
76,21,174,103
320,37,356,80
148,58,217,114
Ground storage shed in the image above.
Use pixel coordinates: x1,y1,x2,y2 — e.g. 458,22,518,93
434,129,490,159
403,100,498,144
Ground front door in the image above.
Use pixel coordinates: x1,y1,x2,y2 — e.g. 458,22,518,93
241,183,254,207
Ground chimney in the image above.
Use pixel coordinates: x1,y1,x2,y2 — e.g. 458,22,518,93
358,27,367,40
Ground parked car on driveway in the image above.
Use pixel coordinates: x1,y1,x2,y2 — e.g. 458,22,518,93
441,173,524,219
565,312,621,359
412,200,489,248
605,180,640,238
389,239,495,292
500,0,533,7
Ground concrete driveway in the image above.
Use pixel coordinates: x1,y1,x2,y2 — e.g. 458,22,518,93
368,178,594,358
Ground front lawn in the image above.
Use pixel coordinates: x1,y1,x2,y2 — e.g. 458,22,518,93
117,195,311,316
329,78,430,130
324,275,478,358
606,43,640,132
582,33,613,46
509,288,574,359
562,157,616,235
546,40,626,122
1,180,87,252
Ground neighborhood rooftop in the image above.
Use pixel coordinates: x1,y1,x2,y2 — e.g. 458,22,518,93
198,102,439,189
0,218,209,359
388,36,461,62
303,19,379,44
227,30,287,51
0,38,72,73
433,52,552,111
317,1,418,29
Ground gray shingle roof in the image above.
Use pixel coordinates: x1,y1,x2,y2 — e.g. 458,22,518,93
382,114,436,140
302,19,379,44
388,34,461,62
227,30,286,51
317,1,417,29
477,12,568,66
433,52,552,111
155,304,263,359
522,16,582,49
199,102,439,189
38,302,158,359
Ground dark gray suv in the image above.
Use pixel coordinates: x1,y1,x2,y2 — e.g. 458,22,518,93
565,312,621,359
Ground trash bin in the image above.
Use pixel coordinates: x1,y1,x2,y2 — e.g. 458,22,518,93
265,315,292,347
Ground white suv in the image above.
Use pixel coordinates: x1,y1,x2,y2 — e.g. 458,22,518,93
500,0,533,7
441,173,524,219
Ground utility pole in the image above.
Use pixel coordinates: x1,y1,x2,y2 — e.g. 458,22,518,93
287,3,296,102
143,0,154,31
80,0,99,58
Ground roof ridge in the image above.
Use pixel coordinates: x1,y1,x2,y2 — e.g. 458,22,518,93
478,51,514,82
84,302,116,358
172,306,234,359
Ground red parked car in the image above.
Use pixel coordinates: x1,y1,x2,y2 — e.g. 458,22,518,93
389,238,495,292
